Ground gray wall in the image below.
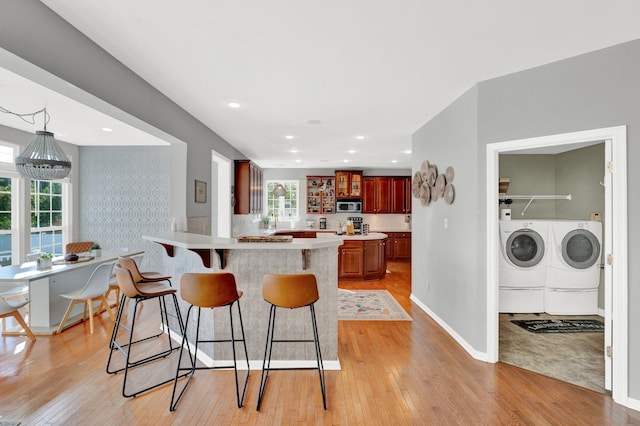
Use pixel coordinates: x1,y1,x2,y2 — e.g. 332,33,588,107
0,0,246,221
413,38,640,398
499,144,606,220
412,85,484,351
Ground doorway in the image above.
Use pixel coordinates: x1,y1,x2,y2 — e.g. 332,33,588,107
211,151,231,237
485,126,628,404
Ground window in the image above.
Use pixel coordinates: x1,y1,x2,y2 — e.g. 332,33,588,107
0,177,14,266
265,180,299,220
31,180,64,256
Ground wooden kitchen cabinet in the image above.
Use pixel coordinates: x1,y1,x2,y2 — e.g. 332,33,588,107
391,177,412,214
306,176,336,214
335,171,363,198
363,177,391,214
338,241,364,278
386,232,412,260
339,238,387,280
364,239,387,279
234,160,263,215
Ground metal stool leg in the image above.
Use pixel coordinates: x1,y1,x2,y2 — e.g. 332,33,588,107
257,304,277,411
310,304,326,409
170,298,250,411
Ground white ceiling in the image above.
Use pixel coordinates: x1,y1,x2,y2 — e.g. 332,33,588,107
6,1,640,168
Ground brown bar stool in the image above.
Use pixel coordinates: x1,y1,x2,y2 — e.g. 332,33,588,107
106,265,186,398
170,272,249,411
257,274,326,411
110,256,174,344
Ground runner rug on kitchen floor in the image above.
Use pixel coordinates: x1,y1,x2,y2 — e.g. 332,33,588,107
511,319,604,333
337,289,412,321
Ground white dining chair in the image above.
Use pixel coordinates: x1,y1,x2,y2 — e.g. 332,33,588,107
56,262,116,334
0,297,36,341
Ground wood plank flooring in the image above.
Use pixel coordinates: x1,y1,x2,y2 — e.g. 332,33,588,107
1,261,639,424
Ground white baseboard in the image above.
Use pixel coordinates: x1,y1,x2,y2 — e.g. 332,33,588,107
410,294,488,362
625,396,640,412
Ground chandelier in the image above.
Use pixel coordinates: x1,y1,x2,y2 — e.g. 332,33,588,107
0,106,72,180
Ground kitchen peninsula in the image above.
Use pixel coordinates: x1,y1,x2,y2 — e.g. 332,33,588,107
142,231,343,369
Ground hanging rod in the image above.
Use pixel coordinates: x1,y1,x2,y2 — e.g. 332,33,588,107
498,194,572,215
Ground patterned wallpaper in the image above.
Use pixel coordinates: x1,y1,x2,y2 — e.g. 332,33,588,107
79,146,171,272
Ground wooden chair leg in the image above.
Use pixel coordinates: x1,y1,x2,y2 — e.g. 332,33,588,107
101,295,115,320
12,311,36,341
87,299,95,334
57,300,77,334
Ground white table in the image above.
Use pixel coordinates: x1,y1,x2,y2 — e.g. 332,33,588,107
0,250,142,335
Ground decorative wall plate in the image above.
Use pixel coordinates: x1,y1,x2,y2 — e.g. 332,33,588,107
420,184,431,206
426,167,436,187
435,174,446,197
444,184,455,204
412,171,423,198
445,166,455,183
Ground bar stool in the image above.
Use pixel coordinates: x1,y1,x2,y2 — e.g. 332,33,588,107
110,256,173,344
170,272,249,411
257,274,326,411
106,265,186,398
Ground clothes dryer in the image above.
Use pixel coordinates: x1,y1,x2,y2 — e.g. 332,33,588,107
545,220,602,314
498,220,548,313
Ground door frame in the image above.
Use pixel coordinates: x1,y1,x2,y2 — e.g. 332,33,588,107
485,126,628,405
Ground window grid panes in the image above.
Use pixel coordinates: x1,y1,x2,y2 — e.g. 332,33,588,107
31,180,64,256
265,181,298,219
0,177,12,266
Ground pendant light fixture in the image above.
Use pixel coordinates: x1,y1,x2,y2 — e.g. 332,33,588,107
271,183,288,197
1,106,72,180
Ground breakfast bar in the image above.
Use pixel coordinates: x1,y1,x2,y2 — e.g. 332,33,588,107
142,231,344,369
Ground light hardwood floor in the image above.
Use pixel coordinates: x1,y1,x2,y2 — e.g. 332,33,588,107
1,261,639,424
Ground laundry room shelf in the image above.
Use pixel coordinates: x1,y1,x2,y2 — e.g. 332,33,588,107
498,194,572,215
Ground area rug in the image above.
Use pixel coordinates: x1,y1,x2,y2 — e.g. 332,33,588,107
337,289,412,321
511,319,604,333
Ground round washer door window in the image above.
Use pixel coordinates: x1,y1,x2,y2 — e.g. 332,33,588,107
561,229,600,269
506,229,545,268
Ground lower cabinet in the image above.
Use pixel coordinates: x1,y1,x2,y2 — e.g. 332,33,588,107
339,238,387,280
275,231,317,238
386,232,412,260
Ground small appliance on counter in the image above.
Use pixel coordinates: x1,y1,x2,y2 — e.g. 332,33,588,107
362,223,370,235
306,219,315,229
347,216,363,235
319,217,327,229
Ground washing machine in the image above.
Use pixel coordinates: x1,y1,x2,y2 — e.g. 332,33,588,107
545,220,602,314
498,220,548,313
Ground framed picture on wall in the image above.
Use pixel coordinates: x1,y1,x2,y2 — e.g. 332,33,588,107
195,180,207,203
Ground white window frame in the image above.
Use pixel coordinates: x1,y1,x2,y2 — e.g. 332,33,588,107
0,140,71,263
264,180,299,222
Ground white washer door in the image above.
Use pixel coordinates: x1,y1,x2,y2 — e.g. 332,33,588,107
506,229,545,268
561,229,600,269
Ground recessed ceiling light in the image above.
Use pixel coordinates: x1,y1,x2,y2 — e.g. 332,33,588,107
285,135,294,140
290,149,299,153
102,127,113,132
306,119,322,125
391,160,398,163
403,150,412,154
295,159,302,163
343,159,349,163
347,149,356,154
355,135,365,140
227,102,242,109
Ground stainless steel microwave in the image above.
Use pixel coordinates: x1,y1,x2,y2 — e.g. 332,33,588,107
336,200,362,213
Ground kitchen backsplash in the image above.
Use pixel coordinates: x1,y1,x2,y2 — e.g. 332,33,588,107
232,213,410,236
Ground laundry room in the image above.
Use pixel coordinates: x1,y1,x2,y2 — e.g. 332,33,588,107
497,142,607,393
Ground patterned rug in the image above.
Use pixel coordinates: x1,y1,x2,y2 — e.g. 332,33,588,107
337,289,412,321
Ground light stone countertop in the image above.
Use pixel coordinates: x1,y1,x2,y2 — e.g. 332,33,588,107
143,231,344,250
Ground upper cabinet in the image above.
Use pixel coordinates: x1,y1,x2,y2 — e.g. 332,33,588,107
335,170,363,198
307,176,336,214
234,160,263,215
363,177,391,214
391,177,412,214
